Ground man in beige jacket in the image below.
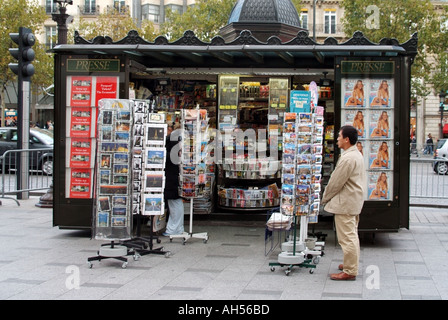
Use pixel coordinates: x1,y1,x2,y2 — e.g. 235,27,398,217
322,125,366,281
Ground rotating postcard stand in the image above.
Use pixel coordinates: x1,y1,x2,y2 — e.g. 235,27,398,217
170,107,209,245
269,107,325,276
88,99,137,269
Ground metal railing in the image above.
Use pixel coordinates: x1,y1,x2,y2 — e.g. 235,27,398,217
409,155,448,206
1,148,53,204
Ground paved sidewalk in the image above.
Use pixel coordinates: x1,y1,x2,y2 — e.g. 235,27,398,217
0,196,447,300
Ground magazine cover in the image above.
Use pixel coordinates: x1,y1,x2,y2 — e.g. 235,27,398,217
342,78,367,107
369,109,393,139
367,170,392,200
368,140,393,170
369,79,393,108
341,108,368,139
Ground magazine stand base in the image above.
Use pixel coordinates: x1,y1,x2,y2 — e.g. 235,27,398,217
87,241,132,269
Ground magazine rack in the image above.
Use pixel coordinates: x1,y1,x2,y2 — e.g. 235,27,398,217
170,106,209,245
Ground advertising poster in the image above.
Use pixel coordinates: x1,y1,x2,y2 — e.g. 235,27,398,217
341,108,368,139
95,76,119,106
68,168,93,199
342,78,367,107
369,79,393,108
67,137,94,168
290,91,311,113
368,140,393,170
69,76,92,107
367,171,392,200
67,106,95,138
369,109,393,139
341,74,395,202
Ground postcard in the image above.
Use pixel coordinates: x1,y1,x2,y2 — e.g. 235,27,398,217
146,123,167,145
145,147,166,168
143,194,164,215
144,171,165,192
97,212,109,227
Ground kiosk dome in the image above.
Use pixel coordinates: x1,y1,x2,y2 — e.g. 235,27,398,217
219,0,304,42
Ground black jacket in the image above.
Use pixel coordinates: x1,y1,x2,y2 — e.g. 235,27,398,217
164,133,181,200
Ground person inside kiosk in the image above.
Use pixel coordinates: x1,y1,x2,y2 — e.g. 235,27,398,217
163,122,184,236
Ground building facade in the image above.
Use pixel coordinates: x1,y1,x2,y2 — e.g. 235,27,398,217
16,0,448,147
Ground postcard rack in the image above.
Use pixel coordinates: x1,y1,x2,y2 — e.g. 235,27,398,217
88,99,137,268
170,106,210,244
268,103,325,276
126,100,170,258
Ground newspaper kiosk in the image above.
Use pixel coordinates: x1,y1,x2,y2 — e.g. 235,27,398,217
51,27,417,232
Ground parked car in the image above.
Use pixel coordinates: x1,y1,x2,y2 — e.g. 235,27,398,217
433,138,448,175
0,127,53,175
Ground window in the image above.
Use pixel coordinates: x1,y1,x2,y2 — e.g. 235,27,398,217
300,10,308,29
114,0,126,13
84,0,96,14
324,10,336,34
142,4,160,23
165,4,183,14
45,0,57,14
45,26,57,50
0,130,8,142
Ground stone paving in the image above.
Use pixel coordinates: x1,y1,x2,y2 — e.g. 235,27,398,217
0,196,447,300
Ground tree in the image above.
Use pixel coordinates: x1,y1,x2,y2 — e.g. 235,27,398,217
341,0,448,98
161,0,237,41
0,0,53,125
161,0,302,42
69,7,158,43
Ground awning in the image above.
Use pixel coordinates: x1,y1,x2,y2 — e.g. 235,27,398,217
52,30,418,71
443,124,448,135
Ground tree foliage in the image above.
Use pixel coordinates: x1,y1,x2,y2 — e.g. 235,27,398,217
341,0,448,97
161,0,237,41
161,0,302,42
69,8,158,42
0,0,53,92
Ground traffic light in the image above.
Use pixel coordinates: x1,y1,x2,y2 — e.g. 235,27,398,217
8,27,36,81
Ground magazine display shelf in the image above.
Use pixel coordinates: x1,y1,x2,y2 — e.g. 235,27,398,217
216,76,289,212
268,93,325,275
170,107,210,244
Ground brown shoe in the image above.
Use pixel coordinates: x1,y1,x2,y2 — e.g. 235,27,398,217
330,272,356,281
338,264,343,271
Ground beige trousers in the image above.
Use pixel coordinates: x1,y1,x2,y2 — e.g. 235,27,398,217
334,214,360,276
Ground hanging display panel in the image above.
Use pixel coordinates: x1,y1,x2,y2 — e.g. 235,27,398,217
64,75,120,199
340,71,395,201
